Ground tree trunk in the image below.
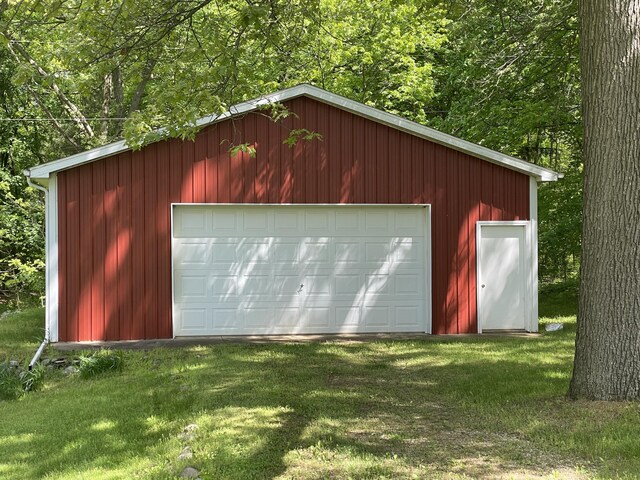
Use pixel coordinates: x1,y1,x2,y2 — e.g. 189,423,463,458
100,72,113,142
569,0,640,400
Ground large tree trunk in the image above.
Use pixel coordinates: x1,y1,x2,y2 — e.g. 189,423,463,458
569,0,640,400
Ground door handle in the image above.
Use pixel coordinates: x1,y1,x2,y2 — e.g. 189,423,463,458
481,284,486,288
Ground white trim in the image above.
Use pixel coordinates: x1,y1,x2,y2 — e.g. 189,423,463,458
171,202,429,207
170,204,176,339
26,84,561,182
529,178,539,332
47,174,59,342
476,221,532,333
170,203,433,336
423,205,432,334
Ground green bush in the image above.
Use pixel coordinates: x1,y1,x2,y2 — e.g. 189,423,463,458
77,350,124,379
0,170,45,306
0,362,45,400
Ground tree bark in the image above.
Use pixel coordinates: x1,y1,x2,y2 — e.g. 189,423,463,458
128,58,157,114
569,0,640,400
113,65,125,135
100,72,113,142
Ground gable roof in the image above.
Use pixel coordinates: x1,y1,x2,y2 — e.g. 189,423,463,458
25,84,560,182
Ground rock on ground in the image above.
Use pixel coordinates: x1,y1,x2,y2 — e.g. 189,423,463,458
178,446,193,460
179,466,200,478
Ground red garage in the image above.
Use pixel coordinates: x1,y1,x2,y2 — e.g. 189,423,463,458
25,84,560,343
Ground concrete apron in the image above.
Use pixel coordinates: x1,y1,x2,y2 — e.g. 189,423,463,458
53,331,540,351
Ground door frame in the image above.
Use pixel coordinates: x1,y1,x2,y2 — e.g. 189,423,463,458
476,221,535,333
170,203,433,337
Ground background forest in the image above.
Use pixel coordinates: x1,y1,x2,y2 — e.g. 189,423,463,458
0,0,581,305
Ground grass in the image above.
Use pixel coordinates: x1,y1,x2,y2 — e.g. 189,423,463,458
0,307,45,361
0,287,638,479
77,350,124,379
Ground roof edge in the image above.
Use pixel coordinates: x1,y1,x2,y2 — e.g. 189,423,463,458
25,83,561,182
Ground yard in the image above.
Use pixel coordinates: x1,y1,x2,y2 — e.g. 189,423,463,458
0,287,638,479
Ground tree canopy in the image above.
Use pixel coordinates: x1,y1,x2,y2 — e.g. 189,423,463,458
0,0,580,304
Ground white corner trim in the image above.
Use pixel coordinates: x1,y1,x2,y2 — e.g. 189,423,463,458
47,174,59,342
476,221,532,334
170,204,176,339
26,84,561,182
424,205,433,334
529,178,539,333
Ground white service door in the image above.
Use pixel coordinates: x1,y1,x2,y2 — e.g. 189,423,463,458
172,206,429,336
478,224,528,330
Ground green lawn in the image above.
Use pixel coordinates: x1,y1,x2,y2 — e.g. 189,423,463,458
1,289,638,479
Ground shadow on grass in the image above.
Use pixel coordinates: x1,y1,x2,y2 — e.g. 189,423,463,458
0,332,600,479
3,289,636,479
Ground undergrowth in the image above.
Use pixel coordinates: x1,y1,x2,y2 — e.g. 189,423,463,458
0,362,45,400
77,350,124,378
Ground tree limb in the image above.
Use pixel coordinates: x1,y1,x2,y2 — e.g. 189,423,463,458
1,31,95,138
128,58,157,114
25,85,81,149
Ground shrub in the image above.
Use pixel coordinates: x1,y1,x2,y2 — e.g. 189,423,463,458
22,364,45,392
0,362,45,400
77,350,124,378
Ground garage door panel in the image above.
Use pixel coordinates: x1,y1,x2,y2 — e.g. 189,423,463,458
365,274,391,294
175,242,210,265
300,240,331,264
213,309,240,330
335,210,359,232
212,210,237,231
274,211,301,231
176,209,208,237
212,276,237,297
273,242,299,262
393,239,420,263
181,308,208,331
396,306,420,327
334,274,361,295
301,307,332,328
239,275,272,295
304,210,331,233
245,308,271,328
173,206,429,336
335,242,361,264
243,211,269,232
335,306,361,328
395,274,420,294
275,307,300,327
364,210,390,232
175,274,208,299
394,211,422,235
363,306,390,327
212,242,237,263
304,275,332,295
273,275,303,296
239,239,271,263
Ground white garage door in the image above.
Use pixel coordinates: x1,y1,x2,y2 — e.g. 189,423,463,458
172,205,430,336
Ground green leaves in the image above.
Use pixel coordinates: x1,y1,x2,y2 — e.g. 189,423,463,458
283,129,323,148
0,167,44,305
229,143,257,158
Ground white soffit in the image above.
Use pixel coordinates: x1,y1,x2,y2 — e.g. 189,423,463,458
25,84,561,182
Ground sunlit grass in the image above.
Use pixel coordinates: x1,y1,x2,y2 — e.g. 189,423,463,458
0,307,45,360
0,287,637,479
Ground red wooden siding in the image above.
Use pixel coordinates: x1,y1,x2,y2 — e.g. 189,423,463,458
57,96,529,341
